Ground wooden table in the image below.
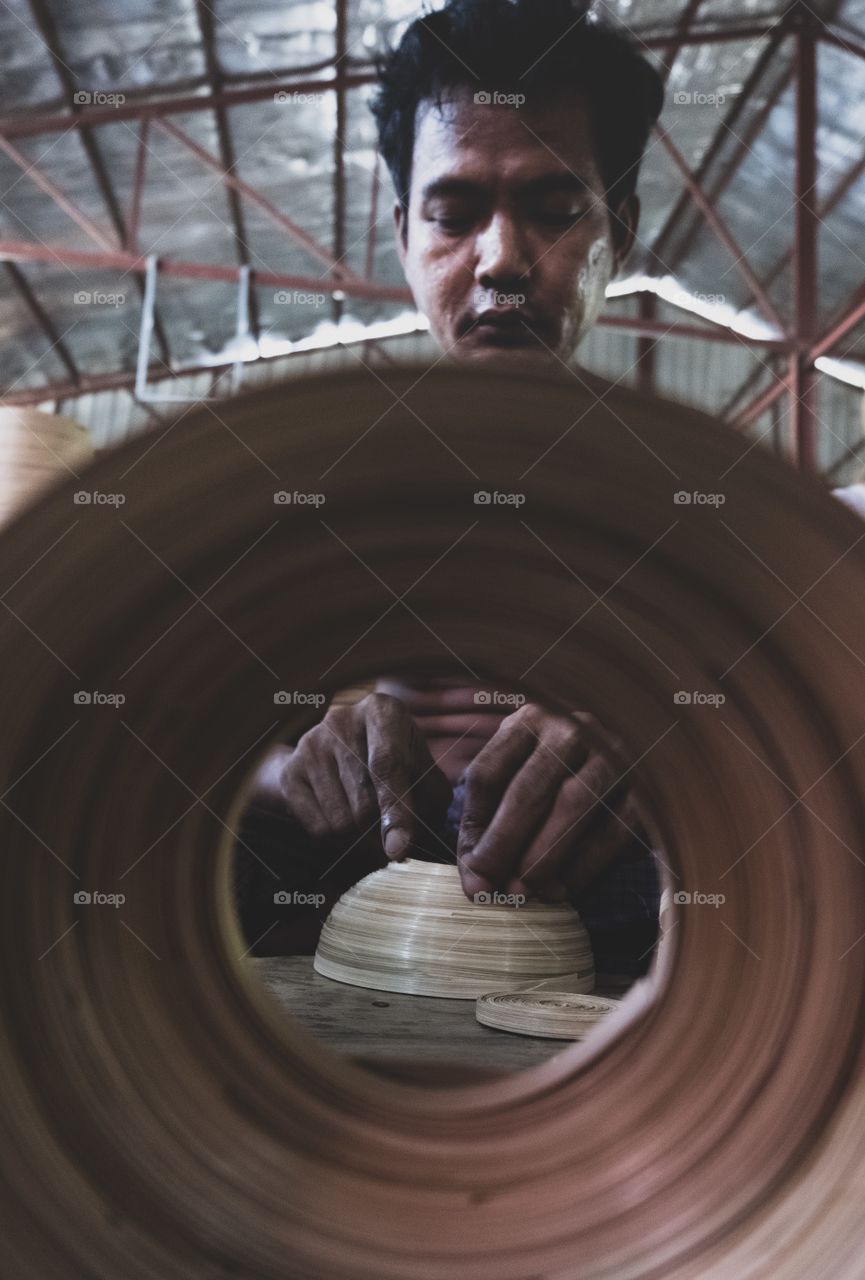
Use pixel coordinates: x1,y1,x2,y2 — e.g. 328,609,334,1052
251,957,627,1079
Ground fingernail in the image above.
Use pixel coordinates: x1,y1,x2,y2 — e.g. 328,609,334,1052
384,827,408,858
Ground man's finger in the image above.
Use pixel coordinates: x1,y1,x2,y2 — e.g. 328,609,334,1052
304,752,356,834
284,775,331,840
366,703,418,859
456,723,536,893
459,746,574,893
514,752,624,890
334,748,379,828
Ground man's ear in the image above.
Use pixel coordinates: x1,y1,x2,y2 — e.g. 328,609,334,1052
394,200,409,269
611,192,640,276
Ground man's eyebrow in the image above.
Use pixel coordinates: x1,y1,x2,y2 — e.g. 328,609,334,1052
516,173,595,196
419,173,595,202
420,178,484,202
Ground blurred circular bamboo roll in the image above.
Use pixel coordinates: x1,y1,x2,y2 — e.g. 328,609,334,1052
0,405,93,526
1,361,865,1279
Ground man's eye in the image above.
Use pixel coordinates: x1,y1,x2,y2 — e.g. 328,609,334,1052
534,205,589,224
433,213,473,233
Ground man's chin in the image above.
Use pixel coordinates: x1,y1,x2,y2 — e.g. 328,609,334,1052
452,332,562,367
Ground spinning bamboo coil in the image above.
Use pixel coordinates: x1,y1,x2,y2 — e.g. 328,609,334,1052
0,405,93,526
0,361,864,1278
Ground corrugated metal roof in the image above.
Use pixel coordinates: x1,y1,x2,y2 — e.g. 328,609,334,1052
0,0,863,477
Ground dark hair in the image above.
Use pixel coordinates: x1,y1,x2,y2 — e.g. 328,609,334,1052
371,0,664,220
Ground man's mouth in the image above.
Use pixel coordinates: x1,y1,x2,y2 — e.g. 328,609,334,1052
463,309,543,347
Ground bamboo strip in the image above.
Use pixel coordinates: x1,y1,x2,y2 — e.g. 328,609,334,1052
476,992,620,1040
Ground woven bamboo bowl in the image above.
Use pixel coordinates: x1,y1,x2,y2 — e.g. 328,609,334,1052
314,859,595,998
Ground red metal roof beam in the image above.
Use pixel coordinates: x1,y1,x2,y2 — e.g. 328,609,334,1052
653,123,789,336
638,23,792,48
597,312,791,348
152,117,364,286
332,0,349,323
0,73,378,139
721,354,784,418
809,280,865,363
0,329,425,406
2,261,81,385
790,13,819,469
0,133,117,252
821,26,865,63
733,370,791,427
658,0,706,85
655,27,792,275
738,146,865,316
364,152,382,281
23,0,171,367
0,25,787,143
194,0,261,345
0,237,414,301
125,117,149,253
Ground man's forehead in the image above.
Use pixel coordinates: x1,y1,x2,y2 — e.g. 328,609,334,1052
411,88,598,189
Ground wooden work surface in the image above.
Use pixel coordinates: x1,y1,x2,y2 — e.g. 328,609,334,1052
251,956,628,1076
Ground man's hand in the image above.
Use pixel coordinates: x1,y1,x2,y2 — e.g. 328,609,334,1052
277,692,451,858
457,704,647,902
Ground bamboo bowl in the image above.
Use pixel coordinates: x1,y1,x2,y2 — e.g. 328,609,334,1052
314,859,595,998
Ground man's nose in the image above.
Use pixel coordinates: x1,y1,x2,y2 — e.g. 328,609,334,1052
473,213,532,289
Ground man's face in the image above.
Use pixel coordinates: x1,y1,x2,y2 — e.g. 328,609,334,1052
394,85,639,366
